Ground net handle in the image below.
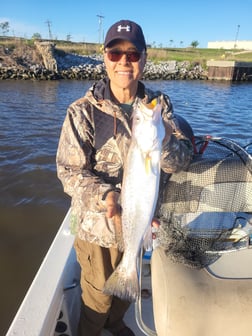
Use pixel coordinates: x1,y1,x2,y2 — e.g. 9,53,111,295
192,135,252,174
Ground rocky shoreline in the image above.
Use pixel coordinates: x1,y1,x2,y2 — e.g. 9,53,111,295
2,41,252,81
0,55,208,81
0,41,209,81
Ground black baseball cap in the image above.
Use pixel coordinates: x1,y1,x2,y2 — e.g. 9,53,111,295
104,19,146,52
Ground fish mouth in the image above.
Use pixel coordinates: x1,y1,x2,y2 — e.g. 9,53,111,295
135,97,162,119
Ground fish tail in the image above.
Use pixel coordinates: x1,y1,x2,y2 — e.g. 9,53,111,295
103,264,139,302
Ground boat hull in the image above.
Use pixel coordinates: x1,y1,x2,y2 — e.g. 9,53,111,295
6,209,81,336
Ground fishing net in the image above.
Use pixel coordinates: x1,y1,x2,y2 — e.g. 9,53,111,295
156,136,252,268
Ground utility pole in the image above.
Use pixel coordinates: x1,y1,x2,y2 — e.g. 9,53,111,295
234,24,240,49
45,20,53,40
96,15,104,44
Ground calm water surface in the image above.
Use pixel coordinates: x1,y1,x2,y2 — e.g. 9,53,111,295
0,79,252,334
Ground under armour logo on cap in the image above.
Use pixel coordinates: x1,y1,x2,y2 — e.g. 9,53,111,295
104,19,146,52
117,25,131,32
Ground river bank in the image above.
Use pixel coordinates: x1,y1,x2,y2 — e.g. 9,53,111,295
0,51,207,81
1,40,252,81
0,60,208,81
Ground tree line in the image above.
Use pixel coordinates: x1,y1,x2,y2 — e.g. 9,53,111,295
0,21,199,48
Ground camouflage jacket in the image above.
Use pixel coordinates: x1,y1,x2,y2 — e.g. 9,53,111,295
56,78,193,247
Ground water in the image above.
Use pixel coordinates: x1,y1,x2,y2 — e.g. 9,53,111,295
146,80,252,145
0,79,251,334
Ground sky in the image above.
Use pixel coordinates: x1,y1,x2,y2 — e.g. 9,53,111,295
1,0,252,48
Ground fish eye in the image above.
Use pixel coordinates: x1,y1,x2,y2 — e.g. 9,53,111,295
135,111,142,120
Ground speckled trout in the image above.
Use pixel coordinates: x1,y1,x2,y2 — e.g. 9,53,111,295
103,97,165,301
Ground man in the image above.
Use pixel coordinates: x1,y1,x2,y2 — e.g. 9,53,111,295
56,19,192,336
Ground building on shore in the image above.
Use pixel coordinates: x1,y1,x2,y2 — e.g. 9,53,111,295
207,60,252,80
208,40,252,50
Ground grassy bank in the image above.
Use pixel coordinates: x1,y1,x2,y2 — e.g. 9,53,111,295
1,37,252,68
52,40,252,66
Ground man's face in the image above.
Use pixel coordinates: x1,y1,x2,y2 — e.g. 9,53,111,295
104,40,146,91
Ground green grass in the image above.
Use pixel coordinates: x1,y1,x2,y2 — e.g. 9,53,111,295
146,47,252,66
55,42,252,66
1,37,252,66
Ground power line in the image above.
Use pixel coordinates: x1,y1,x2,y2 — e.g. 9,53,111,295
96,15,104,44
234,24,240,49
45,20,53,40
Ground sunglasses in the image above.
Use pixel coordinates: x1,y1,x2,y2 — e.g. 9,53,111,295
106,49,142,62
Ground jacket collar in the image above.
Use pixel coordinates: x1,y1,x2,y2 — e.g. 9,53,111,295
92,77,145,102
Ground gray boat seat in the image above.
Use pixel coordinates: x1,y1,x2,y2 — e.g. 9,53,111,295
152,247,252,336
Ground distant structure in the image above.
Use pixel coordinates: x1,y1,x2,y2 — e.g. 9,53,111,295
207,60,252,81
45,20,53,40
96,15,104,44
208,40,252,50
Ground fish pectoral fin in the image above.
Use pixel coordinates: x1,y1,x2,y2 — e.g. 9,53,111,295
145,152,159,175
145,154,151,174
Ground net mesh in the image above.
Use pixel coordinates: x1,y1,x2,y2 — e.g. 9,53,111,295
156,137,252,268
